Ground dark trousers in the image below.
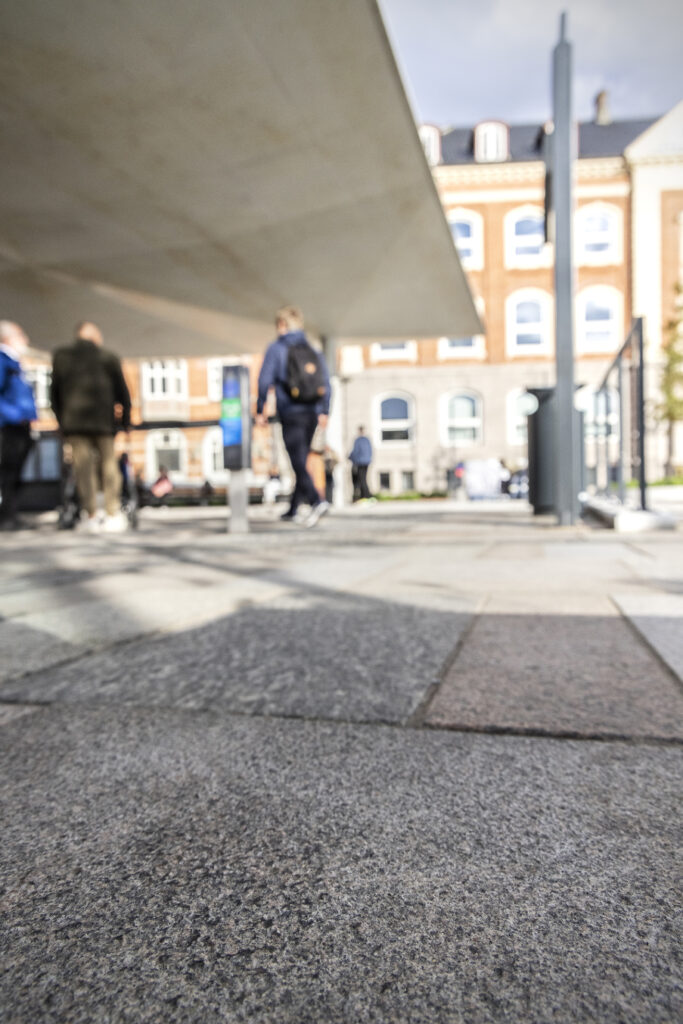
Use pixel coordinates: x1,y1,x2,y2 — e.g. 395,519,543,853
352,463,371,501
281,411,321,512
0,423,33,523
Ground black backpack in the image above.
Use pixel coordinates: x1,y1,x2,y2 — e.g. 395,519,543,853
285,340,326,404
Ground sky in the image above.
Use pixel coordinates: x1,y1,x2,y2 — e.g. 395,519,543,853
378,0,683,128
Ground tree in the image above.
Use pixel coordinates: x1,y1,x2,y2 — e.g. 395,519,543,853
659,283,683,478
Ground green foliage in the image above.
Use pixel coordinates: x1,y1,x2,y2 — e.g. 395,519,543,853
659,283,683,424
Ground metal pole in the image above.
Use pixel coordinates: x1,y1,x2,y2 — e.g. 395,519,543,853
635,316,647,510
616,354,625,504
228,470,249,533
553,12,577,524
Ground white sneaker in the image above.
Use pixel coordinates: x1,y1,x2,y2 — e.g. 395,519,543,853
304,500,330,528
78,516,101,535
101,513,128,533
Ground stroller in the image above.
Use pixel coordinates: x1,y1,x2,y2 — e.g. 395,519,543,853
57,446,139,530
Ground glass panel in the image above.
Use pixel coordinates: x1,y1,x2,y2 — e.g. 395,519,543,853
401,471,415,491
155,448,180,472
381,398,409,420
448,426,477,442
449,395,476,418
516,301,541,324
381,428,410,441
517,332,542,346
585,300,611,322
447,337,473,348
379,472,391,489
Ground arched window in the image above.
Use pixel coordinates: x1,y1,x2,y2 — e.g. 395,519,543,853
504,206,548,267
441,392,483,446
202,426,229,482
377,394,414,443
506,289,553,356
506,389,530,445
447,208,483,269
576,203,621,265
576,287,622,354
145,429,187,481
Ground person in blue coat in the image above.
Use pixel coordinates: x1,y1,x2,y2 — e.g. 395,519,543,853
255,306,331,527
0,321,37,530
349,425,373,501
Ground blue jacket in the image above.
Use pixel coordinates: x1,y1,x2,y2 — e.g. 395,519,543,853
257,331,330,421
0,348,37,427
349,435,372,466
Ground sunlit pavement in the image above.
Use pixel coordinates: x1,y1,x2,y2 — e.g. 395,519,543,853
1,500,681,1023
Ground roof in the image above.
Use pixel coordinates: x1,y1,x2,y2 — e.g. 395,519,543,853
0,0,480,358
440,118,659,166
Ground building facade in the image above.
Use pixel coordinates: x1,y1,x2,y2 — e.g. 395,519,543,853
338,98,683,496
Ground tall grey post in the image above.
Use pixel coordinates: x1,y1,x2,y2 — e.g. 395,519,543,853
552,13,578,524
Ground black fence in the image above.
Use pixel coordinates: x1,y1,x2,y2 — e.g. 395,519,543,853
584,317,646,511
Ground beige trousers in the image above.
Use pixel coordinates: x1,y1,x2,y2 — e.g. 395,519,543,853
66,434,120,517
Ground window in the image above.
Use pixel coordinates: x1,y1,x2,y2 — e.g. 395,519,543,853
577,287,622,354
141,360,188,399
207,359,242,402
418,124,441,166
202,426,229,481
401,471,415,492
145,429,186,480
438,335,485,360
370,341,417,363
474,121,509,162
378,472,391,491
441,392,483,446
506,289,553,356
447,209,483,270
24,365,52,410
576,203,621,265
507,390,530,445
505,206,549,267
377,394,414,443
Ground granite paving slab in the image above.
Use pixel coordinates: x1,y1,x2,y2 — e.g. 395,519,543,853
0,594,472,725
0,620,84,683
425,607,683,740
613,593,683,684
1,707,681,1024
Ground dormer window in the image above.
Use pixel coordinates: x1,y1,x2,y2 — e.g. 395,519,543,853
474,121,509,163
418,124,441,167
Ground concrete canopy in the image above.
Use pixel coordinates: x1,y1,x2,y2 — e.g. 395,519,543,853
0,0,480,357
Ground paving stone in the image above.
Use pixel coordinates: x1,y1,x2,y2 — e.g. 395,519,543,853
0,594,472,725
613,593,683,684
426,609,683,740
1,708,680,1024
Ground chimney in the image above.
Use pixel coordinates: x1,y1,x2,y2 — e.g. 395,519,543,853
594,90,611,125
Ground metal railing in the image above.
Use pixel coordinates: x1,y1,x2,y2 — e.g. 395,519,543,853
586,317,646,511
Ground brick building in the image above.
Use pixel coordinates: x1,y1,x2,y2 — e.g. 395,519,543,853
339,97,683,496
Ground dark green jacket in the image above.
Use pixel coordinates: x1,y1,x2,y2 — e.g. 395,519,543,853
51,340,131,435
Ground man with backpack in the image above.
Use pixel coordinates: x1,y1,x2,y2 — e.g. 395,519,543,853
255,306,331,527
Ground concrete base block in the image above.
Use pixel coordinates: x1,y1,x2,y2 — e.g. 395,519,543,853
582,496,676,532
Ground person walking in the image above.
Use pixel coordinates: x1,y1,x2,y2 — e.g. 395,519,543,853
349,425,373,501
0,321,37,531
255,306,331,527
50,321,131,533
